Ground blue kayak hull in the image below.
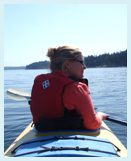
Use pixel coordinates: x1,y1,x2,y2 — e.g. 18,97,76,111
12,135,118,157
4,122,127,157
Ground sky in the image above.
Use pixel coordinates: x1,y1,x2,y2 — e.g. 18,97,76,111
4,3,127,66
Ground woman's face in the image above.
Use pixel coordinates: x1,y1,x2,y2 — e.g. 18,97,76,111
65,56,86,79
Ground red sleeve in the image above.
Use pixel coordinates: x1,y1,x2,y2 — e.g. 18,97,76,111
63,82,102,130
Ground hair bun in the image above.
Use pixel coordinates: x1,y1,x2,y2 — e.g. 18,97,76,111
47,48,56,60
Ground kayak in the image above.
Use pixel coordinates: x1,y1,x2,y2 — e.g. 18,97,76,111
5,88,127,157
4,121,127,157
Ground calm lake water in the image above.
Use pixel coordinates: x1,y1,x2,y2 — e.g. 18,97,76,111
4,67,127,151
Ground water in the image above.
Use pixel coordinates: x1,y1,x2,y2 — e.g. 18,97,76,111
4,67,127,151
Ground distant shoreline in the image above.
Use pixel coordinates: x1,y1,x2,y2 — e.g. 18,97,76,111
5,50,127,70
4,66,25,70
4,66,127,70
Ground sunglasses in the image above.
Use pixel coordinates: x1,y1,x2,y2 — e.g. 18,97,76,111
73,59,85,65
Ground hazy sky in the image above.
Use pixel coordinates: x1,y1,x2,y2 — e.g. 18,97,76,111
4,4,127,66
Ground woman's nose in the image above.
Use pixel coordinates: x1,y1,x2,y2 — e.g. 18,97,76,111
83,64,87,69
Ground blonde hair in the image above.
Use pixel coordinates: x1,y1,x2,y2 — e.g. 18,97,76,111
47,46,82,71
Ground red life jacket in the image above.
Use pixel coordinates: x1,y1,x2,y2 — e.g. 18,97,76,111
30,71,74,123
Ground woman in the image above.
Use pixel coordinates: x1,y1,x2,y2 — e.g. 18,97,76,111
30,46,108,131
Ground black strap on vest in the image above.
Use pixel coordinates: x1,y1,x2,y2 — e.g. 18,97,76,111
69,76,88,86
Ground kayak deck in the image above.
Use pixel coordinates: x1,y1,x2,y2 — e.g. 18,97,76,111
4,121,127,157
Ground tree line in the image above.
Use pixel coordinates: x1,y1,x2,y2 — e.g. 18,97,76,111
26,50,127,69
84,50,127,67
26,61,49,69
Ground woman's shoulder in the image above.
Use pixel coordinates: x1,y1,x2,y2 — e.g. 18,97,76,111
68,81,88,88
65,81,90,95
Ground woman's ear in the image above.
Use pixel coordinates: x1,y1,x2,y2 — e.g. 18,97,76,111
62,60,71,71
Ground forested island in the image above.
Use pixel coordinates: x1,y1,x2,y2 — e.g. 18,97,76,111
25,50,127,69
26,61,49,69
85,50,127,67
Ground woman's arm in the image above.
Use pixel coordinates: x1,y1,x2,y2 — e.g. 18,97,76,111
63,82,108,130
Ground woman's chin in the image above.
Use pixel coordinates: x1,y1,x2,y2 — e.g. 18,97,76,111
78,74,83,79
80,73,84,78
